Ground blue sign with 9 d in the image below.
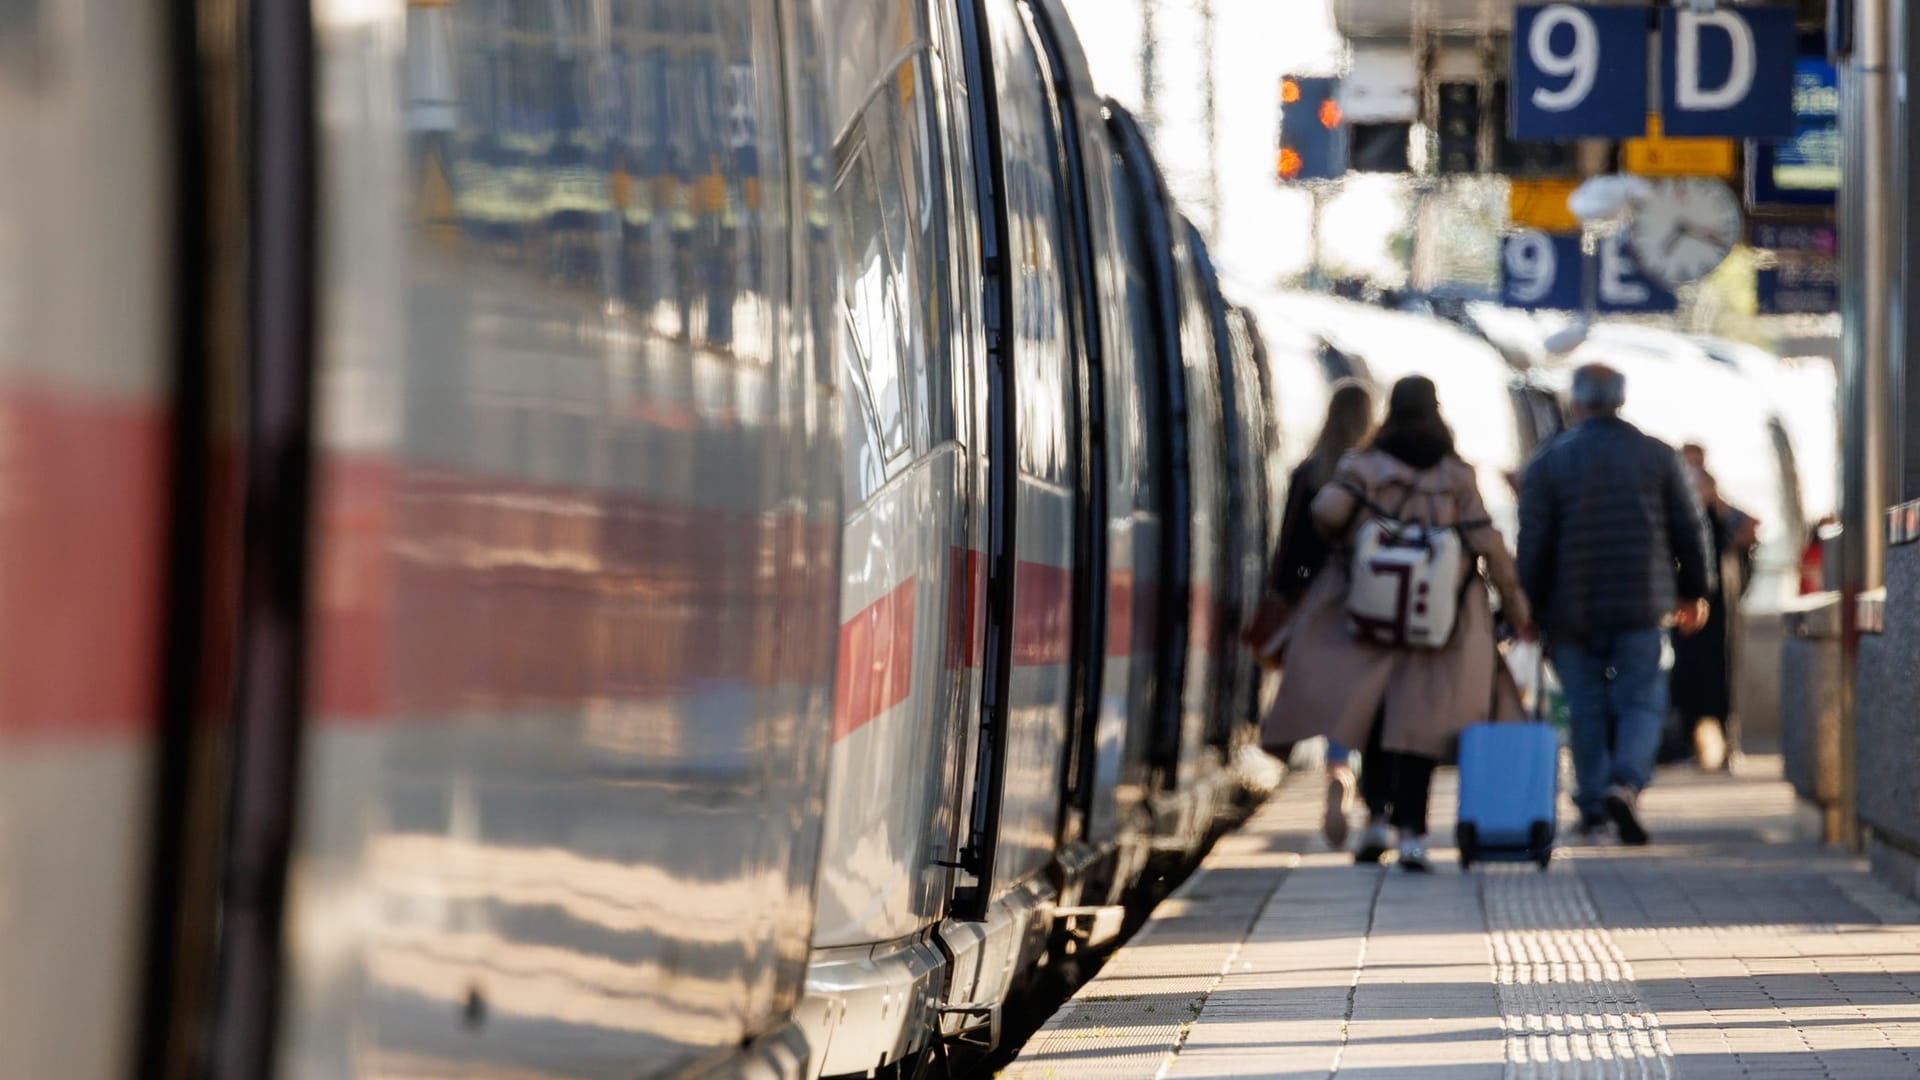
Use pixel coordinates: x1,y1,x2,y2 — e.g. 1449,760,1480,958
1510,4,1649,139
1502,230,1677,314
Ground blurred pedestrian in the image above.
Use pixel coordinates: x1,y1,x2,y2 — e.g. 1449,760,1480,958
1670,446,1759,773
1267,379,1374,848
1517,365,1715,845
1264,376,1534,872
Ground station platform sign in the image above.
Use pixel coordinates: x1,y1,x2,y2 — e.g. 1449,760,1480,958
1508,178,1581,233
1511,4,1797,141
1622,115,1737,178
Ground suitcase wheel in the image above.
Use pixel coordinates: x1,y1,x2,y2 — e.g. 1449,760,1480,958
1456,823,1478,870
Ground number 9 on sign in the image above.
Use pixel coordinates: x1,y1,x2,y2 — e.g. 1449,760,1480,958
1528,5,1598,112
1500,231,1582,311
1511,4,1649,138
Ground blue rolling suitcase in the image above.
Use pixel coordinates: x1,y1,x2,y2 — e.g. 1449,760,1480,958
1455,719,1559,871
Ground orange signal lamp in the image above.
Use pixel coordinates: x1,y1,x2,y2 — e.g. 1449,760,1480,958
1319,99,1342,129
1280,79,1301,105
1277,147,1302,179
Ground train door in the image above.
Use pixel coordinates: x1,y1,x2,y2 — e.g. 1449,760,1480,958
948,0,1082,998
1187,230,1254,751
796,0,988,1073
1229,306,1280,729
0,2,187,1075
1166,225,1231,812
1025,0,1162,909
283,3,843,1080
1103,103,1206,851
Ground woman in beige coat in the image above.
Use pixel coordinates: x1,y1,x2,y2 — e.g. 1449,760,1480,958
1263,376,1533,871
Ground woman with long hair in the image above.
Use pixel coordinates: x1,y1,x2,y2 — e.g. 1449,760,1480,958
1264,376,1534,871
1269,379,1374,846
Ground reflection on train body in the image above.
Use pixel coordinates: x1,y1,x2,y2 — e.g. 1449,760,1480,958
288,2,841,1077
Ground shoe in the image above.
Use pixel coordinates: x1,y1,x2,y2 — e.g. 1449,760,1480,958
1322,770,1355,849
1603,785,1649,846
1575,813,1610,844
1355,822,1390,864
1397,838,1434,873
1694,721,1728,773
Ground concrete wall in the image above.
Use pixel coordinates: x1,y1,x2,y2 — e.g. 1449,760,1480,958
1737,612,1787,754
1780,600,1842,804
1859,542,1920,871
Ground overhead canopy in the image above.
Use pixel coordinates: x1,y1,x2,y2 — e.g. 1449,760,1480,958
1333,0,1512,42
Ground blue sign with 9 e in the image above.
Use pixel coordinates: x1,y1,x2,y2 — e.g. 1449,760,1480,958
1502,230,1677,314
1510,4,1650,139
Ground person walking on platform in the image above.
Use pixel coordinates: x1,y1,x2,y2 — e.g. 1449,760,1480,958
1670,444,1759,773
1263,376,1534,873
1517,365,1714,845
1268,379,1375,848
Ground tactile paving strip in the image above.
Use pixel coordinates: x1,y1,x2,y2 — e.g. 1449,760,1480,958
1484,864,1675,1079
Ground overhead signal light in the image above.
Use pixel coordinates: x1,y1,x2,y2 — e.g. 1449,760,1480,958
1277,74,1347,182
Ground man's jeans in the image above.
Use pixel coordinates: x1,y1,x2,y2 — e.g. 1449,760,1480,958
1554,628,1668,821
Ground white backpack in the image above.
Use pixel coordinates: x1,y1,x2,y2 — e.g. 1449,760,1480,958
1344,486,1475,650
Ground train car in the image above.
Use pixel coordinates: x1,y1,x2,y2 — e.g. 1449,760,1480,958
1224,303,1282,733
1103,107,1231,858
1188,234,1271,753
282,4,846,1080
796,0,1119,1072
798,2,1274,1073
1025,0,1169,914
0,1,181,1075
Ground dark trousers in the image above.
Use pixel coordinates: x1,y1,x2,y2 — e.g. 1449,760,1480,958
1360,709,1437,836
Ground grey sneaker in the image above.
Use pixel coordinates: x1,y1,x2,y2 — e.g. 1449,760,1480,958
1355,822,1391,864
1603,785,1649,846
1323,770,1355,849
1397,838,1434,873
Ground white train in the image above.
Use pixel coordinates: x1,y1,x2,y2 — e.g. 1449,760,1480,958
0,1,1280,1078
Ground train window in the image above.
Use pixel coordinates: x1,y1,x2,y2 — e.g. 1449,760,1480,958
832,53,951,504
1104,154,1160,507
984,0,1074,486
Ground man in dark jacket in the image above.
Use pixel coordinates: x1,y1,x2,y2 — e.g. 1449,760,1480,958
1518,364,1714,844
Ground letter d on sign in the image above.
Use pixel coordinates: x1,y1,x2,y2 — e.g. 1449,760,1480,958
1675,11,1754,112
1660,5,1794,137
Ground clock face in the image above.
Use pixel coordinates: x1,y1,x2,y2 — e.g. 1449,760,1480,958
1627,178,1743,287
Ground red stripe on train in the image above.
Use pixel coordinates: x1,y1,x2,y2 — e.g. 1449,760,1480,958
0,389,168,740
1106,569,1133,659
832,576,916,740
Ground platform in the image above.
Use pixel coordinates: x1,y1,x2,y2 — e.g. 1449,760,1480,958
1005,760,1920,1079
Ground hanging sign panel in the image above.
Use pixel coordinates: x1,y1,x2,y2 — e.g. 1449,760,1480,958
1501,231,1584,310
1747,56,1840,206
1749,220,1837,254
1508,178,1581,233
1659,6,1797,137
1757,260,1838,314
1621,115,1738,178
1500,230,1678,313
1510,5,1650,139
